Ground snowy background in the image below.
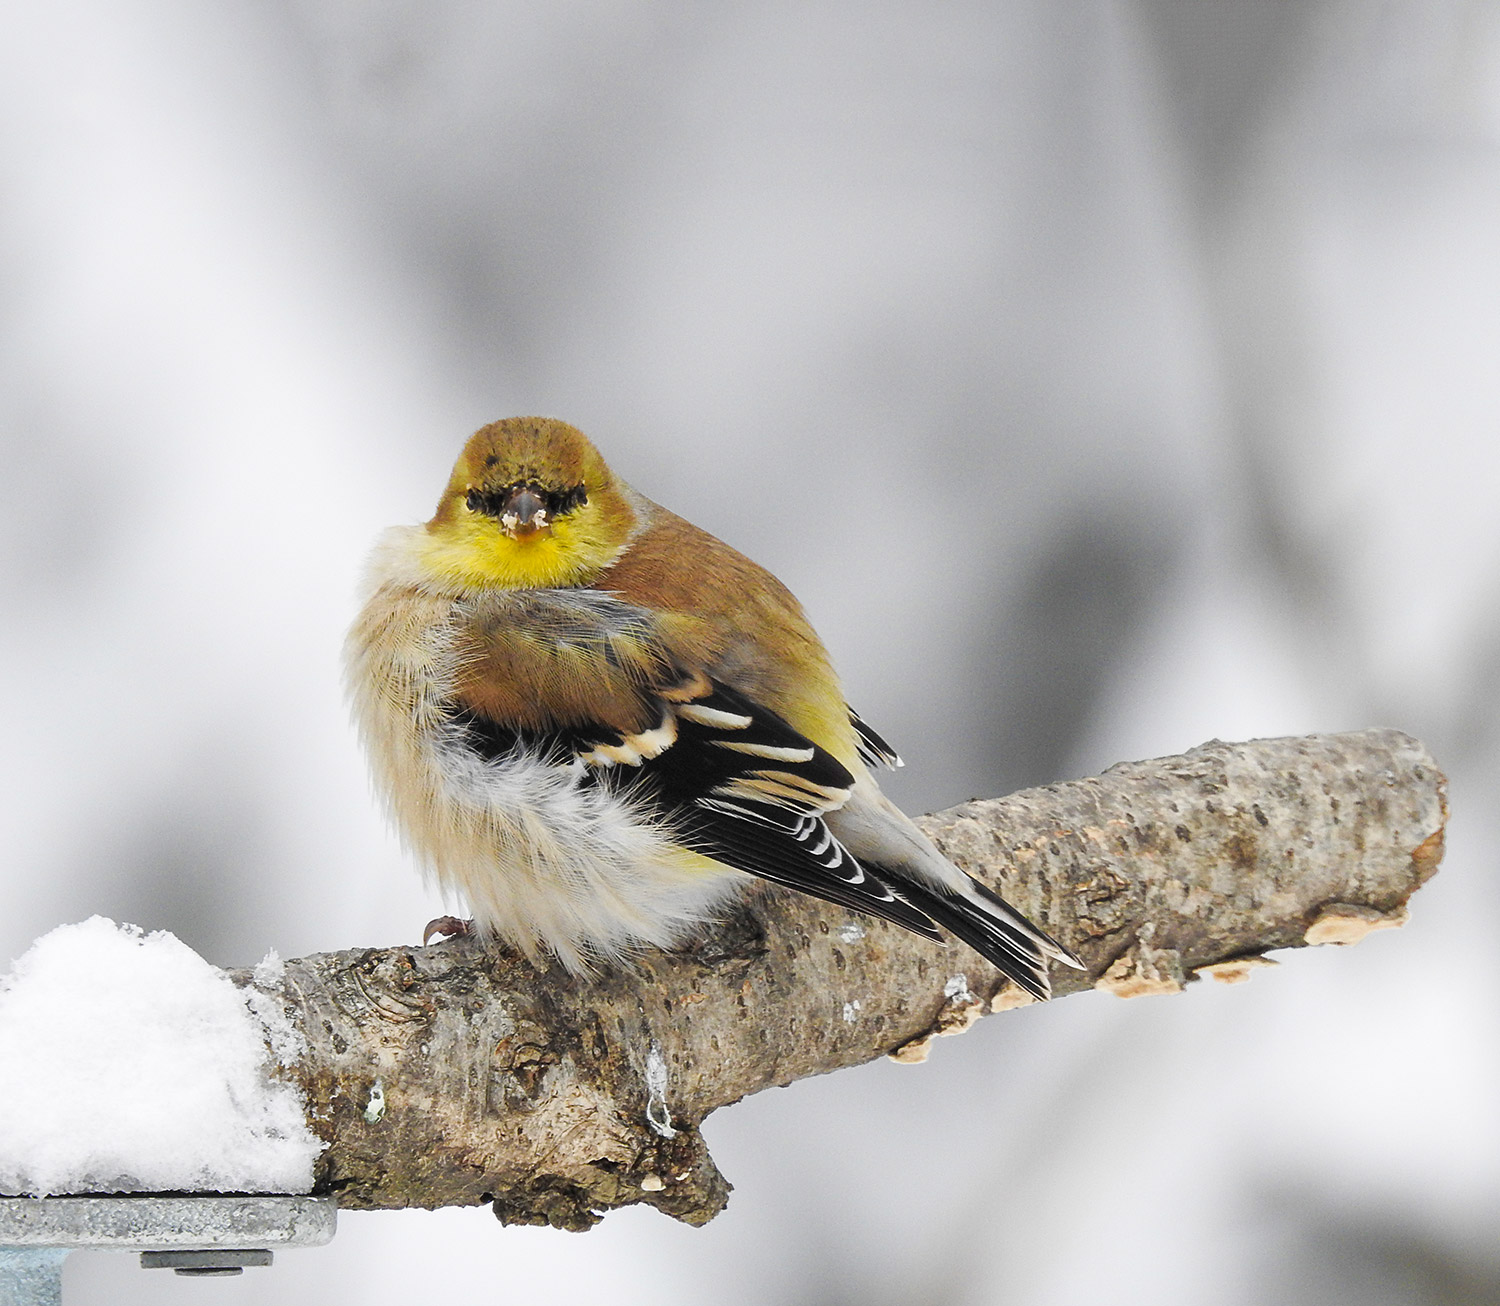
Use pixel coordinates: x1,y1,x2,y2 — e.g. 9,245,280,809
2,1,1498,1302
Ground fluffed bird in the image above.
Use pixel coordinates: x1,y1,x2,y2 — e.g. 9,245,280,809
346,417,1083,999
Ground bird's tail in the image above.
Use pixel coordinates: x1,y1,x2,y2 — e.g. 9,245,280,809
826,780,1085,999
885,871,1082,1001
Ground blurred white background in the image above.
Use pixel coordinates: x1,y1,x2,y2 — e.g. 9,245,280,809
2,1,1498,1302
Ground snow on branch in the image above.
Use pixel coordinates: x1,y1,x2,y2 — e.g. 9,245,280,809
225,728,1445,1230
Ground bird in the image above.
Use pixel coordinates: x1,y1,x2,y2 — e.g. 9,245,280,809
345,417,1083,999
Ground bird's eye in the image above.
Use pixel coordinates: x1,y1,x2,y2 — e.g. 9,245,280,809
550,485,588,515
465,488,483,513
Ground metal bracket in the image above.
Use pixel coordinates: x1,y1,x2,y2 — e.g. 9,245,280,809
0,1195,335,1304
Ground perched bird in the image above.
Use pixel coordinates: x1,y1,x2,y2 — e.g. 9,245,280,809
346,417,1082,998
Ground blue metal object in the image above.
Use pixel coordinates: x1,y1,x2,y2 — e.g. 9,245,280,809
0,1249,67,1306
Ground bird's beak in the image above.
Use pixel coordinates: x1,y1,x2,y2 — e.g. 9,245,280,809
498,487,552,539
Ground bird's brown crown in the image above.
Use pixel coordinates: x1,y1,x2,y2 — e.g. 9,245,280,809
419,417,638,591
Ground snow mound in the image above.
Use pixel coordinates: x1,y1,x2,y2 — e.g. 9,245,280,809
0,917,323,1196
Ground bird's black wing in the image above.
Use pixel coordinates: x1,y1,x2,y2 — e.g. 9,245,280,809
446,678,942,942
620,683,941,939
848,707,903,770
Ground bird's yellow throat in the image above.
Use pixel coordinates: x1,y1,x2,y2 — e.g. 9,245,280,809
417,512,620,591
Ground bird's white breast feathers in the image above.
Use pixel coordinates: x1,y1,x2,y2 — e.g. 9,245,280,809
344,527,748,972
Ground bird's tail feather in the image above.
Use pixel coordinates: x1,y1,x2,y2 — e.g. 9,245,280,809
885,873,1083,1002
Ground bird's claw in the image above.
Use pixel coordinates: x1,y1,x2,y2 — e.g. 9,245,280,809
423,915,473,945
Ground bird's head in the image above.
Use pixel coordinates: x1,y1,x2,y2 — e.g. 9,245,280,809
419,417,638,590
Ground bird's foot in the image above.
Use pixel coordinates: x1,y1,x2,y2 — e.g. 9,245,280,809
423,915,473,945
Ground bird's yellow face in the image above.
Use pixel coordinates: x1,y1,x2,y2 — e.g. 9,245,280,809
418,417,638,591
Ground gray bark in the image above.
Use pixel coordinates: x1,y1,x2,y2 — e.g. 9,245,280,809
236,728,1445,1230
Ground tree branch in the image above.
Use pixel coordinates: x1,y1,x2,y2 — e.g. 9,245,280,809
238,729,1445,1230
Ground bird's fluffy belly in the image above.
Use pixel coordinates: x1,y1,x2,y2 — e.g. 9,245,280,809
422,741,751,970
345,570,748,971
